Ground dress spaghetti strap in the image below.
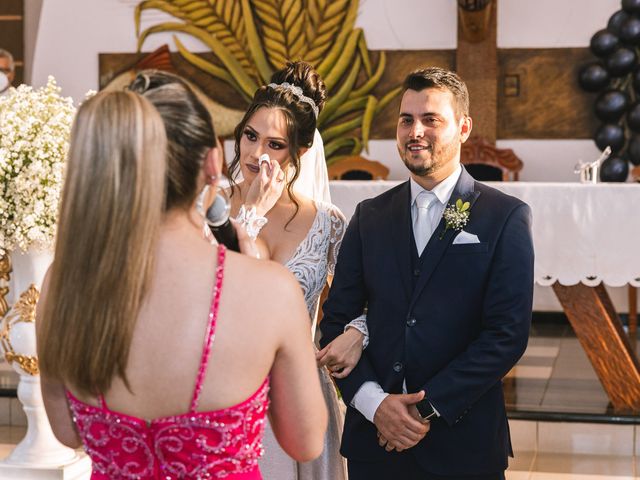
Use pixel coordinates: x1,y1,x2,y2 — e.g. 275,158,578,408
189,244,226,413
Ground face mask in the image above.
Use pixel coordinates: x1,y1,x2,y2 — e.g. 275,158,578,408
0,72,8,93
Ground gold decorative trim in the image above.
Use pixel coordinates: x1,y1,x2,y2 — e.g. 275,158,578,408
0,254,11,318
4,352,38,375
0,15,23,21
13,284,38,323
0,284,40,376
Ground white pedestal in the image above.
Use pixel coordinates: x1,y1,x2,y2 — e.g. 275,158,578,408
0,453,92,479
4,376,77,466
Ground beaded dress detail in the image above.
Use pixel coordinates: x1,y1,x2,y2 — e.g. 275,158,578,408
67,245,270,479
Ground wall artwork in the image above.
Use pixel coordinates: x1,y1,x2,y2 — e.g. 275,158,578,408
98,0,597,158
129,0,399,163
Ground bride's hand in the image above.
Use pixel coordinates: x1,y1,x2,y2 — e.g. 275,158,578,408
244,158,286,217
316,327,364,378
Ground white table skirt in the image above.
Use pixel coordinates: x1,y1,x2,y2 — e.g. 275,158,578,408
329,181,640,288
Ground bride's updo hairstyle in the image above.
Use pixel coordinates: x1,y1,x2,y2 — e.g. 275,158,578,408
228,61,327,222
128,70,216,211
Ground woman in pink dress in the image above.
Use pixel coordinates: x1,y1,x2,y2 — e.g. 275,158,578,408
37,86,327,478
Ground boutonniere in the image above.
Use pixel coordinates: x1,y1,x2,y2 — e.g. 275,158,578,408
440,198,471,239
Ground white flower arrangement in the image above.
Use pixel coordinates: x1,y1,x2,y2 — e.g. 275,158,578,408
440,198,471,239
0,76,76,256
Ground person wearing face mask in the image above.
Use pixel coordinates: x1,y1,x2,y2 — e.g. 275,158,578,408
0,48,15,96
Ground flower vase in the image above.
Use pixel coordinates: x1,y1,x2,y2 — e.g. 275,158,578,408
7,249,52,307
0,249,78,467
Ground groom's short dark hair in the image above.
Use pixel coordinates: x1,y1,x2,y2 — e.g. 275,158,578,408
403,67,470,120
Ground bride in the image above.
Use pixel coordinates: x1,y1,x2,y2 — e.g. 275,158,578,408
227,61,365,480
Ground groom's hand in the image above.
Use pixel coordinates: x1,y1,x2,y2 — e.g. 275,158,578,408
373,391,430,451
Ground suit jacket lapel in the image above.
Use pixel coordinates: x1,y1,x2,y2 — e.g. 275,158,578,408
390,181,412,302
409,167,481,309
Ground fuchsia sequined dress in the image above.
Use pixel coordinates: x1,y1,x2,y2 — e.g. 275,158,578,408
66,246,270,479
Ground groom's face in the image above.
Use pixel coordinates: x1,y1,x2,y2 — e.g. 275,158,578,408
396,88,467,178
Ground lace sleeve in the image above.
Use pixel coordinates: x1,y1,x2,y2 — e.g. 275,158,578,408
345,314,369,349
326,204,347,276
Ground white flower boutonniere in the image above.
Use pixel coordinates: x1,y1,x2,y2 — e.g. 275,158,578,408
440,198,471,240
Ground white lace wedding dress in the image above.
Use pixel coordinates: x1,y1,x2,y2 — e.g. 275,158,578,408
259,199,348,480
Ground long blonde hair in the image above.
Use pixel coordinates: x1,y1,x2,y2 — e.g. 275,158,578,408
38,90,167,396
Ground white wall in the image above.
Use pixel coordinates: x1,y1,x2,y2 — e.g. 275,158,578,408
355,0,457,50
23,0,43,84
498,0,621,47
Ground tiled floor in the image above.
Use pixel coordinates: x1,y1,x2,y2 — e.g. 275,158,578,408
504,322,617,415
507,452,638,479
504,320,640,478
0,425,26,460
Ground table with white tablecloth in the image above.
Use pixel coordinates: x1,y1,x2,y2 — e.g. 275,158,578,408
328,180,640,412
329,181,640,288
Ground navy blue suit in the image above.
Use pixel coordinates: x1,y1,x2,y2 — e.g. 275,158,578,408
320,167,534,478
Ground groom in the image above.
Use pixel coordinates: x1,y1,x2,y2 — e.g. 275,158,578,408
320,67,534,479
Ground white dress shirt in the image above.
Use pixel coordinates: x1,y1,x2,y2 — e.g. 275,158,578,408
351,165,462,423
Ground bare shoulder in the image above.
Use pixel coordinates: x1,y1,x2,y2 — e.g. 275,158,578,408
294,195,317,215
224,251,303,305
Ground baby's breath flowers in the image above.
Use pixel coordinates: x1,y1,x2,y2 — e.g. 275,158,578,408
0,76,76,256
441,198,471,239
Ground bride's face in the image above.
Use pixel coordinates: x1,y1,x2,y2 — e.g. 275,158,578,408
239,107,292,183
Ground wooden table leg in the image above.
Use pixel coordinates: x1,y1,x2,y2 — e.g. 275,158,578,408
629,285,637,352
553,282,640,412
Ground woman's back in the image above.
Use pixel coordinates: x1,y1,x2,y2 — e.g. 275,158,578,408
96,221,277,416
63,215,326,478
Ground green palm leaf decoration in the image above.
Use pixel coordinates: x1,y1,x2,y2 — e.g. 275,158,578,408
252,0,306,69
136,0,400,162
136,1,257,80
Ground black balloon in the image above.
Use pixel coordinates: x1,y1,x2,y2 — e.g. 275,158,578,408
595,90,629,122
628,102,640,131
609,10,631,35
600,156,629,181
621,17,640,45
622,0,640,13
595,124,626,152
605,47,637,76
628,135,640,164
591,29,620,56
578,62,610,92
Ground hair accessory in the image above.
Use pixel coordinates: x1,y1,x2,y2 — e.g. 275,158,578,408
268,82,319,118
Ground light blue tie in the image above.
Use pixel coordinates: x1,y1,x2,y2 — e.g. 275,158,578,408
413,191,436,255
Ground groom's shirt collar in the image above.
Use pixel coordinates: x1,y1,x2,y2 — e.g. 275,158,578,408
409,164,462,207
